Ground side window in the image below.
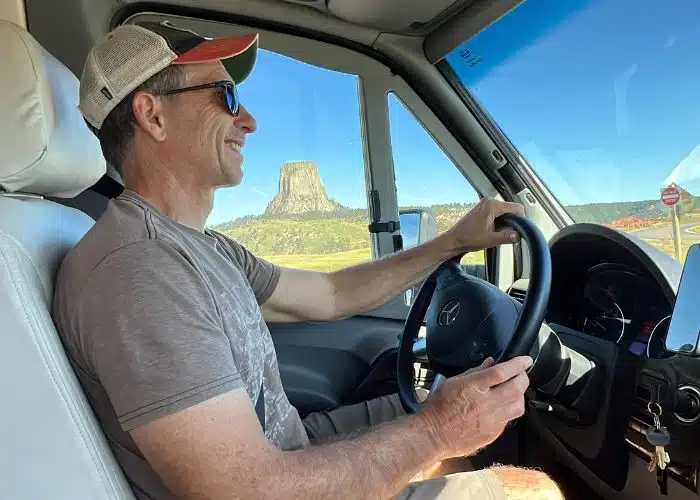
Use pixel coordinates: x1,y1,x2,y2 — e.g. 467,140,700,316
206,49,371,272
388,93,484,267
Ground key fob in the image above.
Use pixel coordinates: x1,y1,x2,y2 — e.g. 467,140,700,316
647,427,671,447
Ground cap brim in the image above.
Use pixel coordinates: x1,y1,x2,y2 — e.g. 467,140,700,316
172,33,259,84
173,33,258,64
221,37,258,85
136,22,259,84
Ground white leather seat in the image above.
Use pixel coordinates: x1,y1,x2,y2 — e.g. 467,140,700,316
0,20,134,499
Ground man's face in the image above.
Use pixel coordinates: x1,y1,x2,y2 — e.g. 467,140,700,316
161,61,257,188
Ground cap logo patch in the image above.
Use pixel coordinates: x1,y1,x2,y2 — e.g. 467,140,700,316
100,87,113,100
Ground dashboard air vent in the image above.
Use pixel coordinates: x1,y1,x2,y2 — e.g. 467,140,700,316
509,288,526,304
508,279,529,304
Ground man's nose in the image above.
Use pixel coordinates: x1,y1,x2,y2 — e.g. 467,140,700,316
235,104,257,133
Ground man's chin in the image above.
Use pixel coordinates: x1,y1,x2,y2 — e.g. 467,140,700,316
218,178,243,189
218,165,243,188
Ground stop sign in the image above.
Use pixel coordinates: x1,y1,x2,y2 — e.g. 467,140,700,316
661,186,680,207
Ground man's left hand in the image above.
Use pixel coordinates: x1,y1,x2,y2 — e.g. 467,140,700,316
442,197,525,254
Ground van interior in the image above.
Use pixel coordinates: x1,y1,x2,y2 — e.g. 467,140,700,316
2,0,700,498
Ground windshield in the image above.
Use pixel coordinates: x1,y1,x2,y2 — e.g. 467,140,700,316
444,0,700,262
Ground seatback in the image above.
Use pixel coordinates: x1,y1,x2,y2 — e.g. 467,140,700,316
0,20,134,499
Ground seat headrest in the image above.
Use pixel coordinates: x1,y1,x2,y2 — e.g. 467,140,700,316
0,20,106,198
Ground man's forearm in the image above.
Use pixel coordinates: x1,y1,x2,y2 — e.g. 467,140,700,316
328,234,457,318
262,414,441,500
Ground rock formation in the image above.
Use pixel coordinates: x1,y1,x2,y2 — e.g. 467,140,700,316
265,161,341,215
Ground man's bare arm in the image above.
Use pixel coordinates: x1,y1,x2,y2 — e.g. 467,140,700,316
260,235,454,323
261,198,523,323
131,389,439,500
130,357,532,500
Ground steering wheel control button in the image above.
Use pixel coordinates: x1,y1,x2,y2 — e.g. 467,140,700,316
470,353,486,363
467,341,487,363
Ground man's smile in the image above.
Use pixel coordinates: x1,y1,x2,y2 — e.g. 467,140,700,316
224,139,242,152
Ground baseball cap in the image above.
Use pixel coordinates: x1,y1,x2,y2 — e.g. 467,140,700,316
79,21,259,130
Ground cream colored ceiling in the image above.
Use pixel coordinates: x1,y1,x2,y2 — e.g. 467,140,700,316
129,0,520,58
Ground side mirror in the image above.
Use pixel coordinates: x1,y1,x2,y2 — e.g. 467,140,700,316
399,209,438,250
665,243,700,355
399,209,438,306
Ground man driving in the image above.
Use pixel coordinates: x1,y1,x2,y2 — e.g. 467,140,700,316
53,21,563,499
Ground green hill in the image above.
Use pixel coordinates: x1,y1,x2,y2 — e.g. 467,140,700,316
218,215,370,255
210,198,697,268
211,203,478,257
564,199,670,224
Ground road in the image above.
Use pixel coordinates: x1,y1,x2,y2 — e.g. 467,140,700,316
635,223,700,240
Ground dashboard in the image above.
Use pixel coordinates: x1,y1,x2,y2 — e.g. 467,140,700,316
574,263,671,359
526,223,700,495
543,223,680,360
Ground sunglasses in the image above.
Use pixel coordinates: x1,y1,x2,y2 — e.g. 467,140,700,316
162,80,240,116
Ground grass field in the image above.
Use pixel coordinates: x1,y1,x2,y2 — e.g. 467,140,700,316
262,248,372,272
260,227,699,271
640,238,700,263
263,245,486,272
624,212,700,262
223,208,700,272
223,209,489,273
248,220,698,270
264,237,700,271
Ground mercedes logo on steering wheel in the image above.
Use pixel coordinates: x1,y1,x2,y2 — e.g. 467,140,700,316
438,299,461,326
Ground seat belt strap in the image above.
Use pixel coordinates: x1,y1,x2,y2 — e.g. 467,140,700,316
255,381,265,428
92,174,123,198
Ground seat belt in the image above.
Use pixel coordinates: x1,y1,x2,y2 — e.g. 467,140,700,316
255,381,265,428
92,174,123,198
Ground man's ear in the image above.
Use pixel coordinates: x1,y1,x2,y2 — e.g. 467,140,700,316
132,92,167,142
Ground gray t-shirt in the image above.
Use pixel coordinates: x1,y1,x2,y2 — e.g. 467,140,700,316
52,189,309,499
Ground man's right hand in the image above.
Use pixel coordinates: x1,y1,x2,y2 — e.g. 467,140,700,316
419,355,533,460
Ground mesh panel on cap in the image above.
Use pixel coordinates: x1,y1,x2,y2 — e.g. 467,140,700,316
80,25,176,128
80,51,112,126
95,26,172,93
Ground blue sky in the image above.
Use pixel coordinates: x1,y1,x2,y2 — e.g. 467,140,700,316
448,0,700,206
209,0,700,226
208,48,478,225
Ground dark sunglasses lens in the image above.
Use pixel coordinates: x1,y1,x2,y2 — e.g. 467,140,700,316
225,84,239,115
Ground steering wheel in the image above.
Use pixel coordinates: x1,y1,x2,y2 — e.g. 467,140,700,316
397,213,552,413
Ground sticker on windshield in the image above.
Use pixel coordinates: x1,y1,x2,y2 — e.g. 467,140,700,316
458,47,483,68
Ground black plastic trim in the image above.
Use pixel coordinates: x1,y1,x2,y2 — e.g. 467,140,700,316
369,221,401,233
545,324,634,491
548,223,681,303
499,163,526,193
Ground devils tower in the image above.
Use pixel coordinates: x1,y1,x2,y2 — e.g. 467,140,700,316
265,161,341,215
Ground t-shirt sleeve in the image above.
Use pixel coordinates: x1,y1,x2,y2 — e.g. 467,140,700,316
211,231,280,305
76,240,244,432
